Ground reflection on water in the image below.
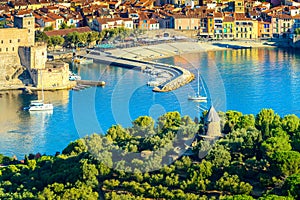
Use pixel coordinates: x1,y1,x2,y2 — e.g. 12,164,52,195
1,48,300,158
0,90,71,158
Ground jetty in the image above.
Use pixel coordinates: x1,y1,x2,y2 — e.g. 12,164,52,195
76,80,105,86
84,49,194,92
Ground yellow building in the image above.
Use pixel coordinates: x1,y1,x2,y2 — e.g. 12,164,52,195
235,0,245,13
234,14,258,39
207,16,214,37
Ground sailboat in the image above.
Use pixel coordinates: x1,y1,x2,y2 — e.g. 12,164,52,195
25,70,53,111
188,70,207,102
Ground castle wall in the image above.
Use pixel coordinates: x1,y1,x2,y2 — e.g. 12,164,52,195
0,28,30,54
0,54,23,85
14,16,35,46
32,61,70,89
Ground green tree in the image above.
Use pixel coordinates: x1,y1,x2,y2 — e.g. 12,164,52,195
49,36,64,50
44,26,53,31
255,109,281,139
65,31,79,47
270,151,300,177
261,134,291,158
282,114,300,135
224,111,243,133
87,31,99,46
282,173,300,199
62,139,87,156
207,144,231,169
216,172,253,195
157,111,181,132
35,31,49,43
132,116,155,137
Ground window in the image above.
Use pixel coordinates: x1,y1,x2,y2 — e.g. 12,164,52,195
28,21,30,25
9,40,12,43
0,48,1,52
42,52,44,56
12,47,14,51
1,40,3,44
28,29,30,33
6,48,8,51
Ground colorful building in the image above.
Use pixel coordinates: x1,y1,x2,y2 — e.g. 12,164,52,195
223,16,235,39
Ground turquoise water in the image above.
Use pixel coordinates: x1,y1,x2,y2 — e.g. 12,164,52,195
1,47,300,158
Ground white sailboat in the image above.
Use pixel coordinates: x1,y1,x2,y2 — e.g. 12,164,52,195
188,70,207,102
26,70,53,111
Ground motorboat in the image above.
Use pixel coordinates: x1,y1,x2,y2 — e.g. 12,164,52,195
26,100,53,111
24,70,54,112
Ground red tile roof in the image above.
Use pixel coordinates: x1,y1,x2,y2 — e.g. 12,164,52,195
45,26,92,37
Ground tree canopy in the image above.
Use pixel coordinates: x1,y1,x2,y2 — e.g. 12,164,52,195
0,109,300,199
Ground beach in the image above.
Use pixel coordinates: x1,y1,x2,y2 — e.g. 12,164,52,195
106,40,276,60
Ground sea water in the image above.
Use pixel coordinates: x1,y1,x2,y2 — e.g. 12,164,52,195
1,47,300,158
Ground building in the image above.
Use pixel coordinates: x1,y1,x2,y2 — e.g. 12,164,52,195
173,14,200,30
271,14,293,38
235,13,258,39
92,17,134,32
223,16,235,39
235,0,245,13
0,13,72,89
0,14,35,85
213,12,223,39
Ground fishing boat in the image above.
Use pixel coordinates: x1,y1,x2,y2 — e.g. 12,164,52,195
188,70,207,102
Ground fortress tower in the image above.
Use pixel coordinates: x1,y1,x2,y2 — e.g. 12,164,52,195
14,14,35,46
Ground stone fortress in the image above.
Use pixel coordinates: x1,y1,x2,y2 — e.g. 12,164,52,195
0,13,71,90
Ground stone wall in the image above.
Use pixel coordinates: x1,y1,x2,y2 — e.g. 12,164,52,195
0,54,23,85
0,28,30,54
32,61,70,89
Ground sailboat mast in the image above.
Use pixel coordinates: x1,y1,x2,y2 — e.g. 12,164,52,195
41,70,44,102
197,70,200,96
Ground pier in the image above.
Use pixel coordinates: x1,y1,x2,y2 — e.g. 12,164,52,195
76,80,106,87
84,50,194,92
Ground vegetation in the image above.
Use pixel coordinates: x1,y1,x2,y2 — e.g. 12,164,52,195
35,27,142,49
0,109,300,199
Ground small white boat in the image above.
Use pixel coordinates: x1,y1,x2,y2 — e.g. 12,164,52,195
188,70,207,102
24,70,53,112
28,100,53,111
69,72,81,81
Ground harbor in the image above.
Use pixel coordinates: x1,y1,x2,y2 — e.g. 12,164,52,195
84,49,194,92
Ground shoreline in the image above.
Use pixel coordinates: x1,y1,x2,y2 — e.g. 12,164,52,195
0,40,276,91
105,40,276,61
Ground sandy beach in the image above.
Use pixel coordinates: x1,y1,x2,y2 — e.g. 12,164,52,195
106,40,275,60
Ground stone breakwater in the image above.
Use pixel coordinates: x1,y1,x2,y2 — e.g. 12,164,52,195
85,51,194,92
153,67,194,92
